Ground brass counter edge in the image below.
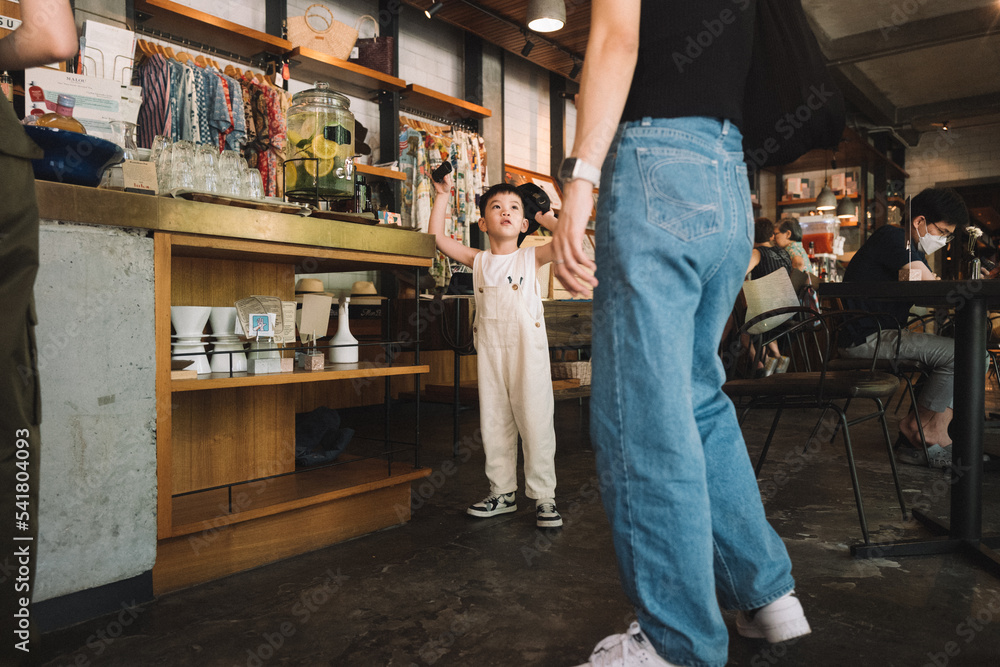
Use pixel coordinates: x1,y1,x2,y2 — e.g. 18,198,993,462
36,181,437,260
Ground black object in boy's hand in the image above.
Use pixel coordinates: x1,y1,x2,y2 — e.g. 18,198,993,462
432,161,452,183
516,182,551,246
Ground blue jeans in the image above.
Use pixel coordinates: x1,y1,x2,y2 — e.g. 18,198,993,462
592,117,795,667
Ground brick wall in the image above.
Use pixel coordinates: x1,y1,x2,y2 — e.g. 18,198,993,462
905,125,1000,194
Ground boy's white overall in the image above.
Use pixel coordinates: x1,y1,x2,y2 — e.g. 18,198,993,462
472,247,557,500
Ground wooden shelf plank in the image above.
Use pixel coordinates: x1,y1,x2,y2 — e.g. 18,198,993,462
554,386,591,402
167,232,433,270
355,163,407,181
172,362,430,391
777,194,859,207
402,84,492,120
135,0,291,58
287,46,407,93
170,457,430,536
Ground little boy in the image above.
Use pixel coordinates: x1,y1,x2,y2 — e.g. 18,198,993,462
429,173,562,528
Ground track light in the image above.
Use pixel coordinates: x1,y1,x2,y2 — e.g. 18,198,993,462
942,121,949,131
527,0,566,32
425,2,443,19
569,59,581,79
521,36,535,57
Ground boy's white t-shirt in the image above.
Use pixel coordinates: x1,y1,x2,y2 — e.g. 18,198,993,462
478,247,543,321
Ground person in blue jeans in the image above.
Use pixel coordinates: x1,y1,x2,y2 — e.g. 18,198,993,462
552,2,811,666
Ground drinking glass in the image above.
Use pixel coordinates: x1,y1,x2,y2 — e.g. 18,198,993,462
169,140,196,190
195,143,220,193
244,166,264,199
218,150,243,197
155,139,172,193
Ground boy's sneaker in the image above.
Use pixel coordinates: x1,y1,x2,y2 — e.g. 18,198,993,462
466,492,516,517
536,500,563,528
736,591,811,643
574,622,678,666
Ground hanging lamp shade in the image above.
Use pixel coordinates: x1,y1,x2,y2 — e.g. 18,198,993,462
816,184,838,211
527,0,566,32
836,197,856,219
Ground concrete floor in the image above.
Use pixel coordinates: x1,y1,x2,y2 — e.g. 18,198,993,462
38,389,1000,667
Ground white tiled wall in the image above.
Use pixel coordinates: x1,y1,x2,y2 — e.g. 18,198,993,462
563,99,578,158
504,55,551,173
171,0,267,32
904,125,1000,194
397,6,464,98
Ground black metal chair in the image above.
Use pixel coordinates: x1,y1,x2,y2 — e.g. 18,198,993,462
723,306,906,545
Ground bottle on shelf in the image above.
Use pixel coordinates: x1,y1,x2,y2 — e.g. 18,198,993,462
1,71,13,103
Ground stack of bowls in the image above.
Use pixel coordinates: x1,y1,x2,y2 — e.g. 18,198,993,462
171,306,212,375
208,306,247,373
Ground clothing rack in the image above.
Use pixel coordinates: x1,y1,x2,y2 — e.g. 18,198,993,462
133,25,278,70
399,104,480,132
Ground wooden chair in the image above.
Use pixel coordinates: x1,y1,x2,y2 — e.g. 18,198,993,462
723,306,906,545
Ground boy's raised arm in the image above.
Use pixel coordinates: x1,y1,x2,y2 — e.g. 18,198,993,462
430,174,480,268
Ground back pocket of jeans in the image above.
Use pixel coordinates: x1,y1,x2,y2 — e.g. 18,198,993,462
636,147,721,241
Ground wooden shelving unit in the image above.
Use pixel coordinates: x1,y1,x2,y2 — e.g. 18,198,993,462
153,231,433,594
134,0,291,59
402,84,493,120
777,194,859,207
286,46,407,94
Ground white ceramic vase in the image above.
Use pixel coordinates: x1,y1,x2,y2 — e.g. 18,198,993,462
328,296,358,364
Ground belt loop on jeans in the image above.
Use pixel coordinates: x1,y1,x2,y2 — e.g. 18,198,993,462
641,117,652,127
721,119,731,138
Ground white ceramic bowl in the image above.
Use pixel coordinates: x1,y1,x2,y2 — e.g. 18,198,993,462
209,306,238,337
171,306,212,337
210,349,247,373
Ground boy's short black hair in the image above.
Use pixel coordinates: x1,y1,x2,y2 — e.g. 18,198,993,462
777,216,803,242
754,217,775,244
911,188,969,230
479,183,523,218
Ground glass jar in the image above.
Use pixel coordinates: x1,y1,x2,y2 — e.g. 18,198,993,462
284,82,356,200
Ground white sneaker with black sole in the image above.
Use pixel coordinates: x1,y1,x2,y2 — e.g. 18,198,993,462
736,590,811,643
535,499,563,528
466,491,517,517
574,622,679,666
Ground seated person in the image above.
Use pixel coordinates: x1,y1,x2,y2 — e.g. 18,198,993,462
773,217,813,274
746,216,791,280
838,187,968,468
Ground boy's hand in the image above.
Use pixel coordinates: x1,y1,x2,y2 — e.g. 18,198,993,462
432,172,453,196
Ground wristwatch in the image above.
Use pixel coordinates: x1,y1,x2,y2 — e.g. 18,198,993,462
559,157,601,187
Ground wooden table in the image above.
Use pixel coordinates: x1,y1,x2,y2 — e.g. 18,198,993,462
820,280,1000,576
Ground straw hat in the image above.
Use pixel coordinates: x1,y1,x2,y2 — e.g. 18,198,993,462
351,281,378,295
294,278,336,302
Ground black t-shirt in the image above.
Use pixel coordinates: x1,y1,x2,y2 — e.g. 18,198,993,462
842,225,925,346
623,1,756,126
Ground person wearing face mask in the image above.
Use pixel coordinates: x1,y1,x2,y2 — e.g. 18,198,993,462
838,187,969,468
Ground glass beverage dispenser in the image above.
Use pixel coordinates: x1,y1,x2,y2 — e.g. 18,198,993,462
284,82,356,200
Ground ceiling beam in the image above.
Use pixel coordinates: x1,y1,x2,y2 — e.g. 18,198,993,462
897,92,1000,125
821,6,1000,66
829,64,897,128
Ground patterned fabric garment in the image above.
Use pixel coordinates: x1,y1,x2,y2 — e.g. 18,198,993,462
220,73,246,151
167,60,184,140
135,54,170,148
213,74,235,151
180,64,199,142
399,122,486,286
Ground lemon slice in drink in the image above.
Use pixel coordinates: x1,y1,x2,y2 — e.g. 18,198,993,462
287,115,316,148
303,156,335,178
284,161,298,191
311,133,339,160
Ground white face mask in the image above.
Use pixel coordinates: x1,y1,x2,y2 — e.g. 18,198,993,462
916,221,949,256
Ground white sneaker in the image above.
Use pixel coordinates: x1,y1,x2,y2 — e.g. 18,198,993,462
736,591,811,643
466,491,516,517
536,499,563,528
574,622,678,666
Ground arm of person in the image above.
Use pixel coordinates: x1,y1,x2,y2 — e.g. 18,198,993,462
0,0,77,71
902,260,940,281
429,173,479,269
746,248,761,277
550,0,640,296
532,210,560,268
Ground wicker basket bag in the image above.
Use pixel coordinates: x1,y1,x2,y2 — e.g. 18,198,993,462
286,4,359,61
551,360,592,386
349,15,395,75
